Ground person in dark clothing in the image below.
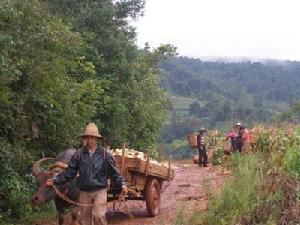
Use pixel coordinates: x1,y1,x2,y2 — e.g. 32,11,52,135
197,127,208,167
235,123,243,153
46,123,127,225
225,130,238,154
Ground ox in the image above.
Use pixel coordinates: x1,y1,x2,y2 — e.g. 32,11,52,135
31,149,81,225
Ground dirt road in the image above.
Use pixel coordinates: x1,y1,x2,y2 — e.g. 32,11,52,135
34,162,227,225
106,162,226,225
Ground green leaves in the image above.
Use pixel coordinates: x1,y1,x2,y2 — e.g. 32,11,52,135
0,0,170,151
0,0,170,220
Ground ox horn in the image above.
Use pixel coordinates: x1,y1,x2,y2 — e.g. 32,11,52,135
32,157,55,176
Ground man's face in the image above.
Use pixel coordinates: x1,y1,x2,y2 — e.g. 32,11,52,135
84,136,98,149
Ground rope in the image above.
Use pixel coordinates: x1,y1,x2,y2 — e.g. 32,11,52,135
52,184,93,207
51,184,134,220
161,182,171,194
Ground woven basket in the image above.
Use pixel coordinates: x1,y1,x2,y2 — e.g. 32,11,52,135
187,133,197,147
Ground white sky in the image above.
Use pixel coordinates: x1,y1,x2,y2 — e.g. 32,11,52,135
134,0,300,60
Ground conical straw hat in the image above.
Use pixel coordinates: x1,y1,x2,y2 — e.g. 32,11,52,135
80,123,102,138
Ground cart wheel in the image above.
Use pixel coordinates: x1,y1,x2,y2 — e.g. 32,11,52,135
145,178,161,217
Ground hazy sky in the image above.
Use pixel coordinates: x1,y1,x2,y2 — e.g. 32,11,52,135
135,0,300,60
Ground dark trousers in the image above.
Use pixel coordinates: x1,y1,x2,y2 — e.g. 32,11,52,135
235,136,243,153
198,146,208,166
231,139,238,152
236,142,243,153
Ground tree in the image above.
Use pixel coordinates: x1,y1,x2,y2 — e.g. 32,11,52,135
0,0,172,219
189,101,201,116
45,0,172,149
0,0,99,218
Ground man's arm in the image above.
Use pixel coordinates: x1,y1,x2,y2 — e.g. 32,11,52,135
52,151,80,185
196,134,201,149
106,152,126,190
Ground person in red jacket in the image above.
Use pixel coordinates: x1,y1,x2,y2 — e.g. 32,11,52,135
240,126,251,153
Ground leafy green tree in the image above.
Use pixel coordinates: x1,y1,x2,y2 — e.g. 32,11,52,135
0,0,173,220
189,101,201,116
214,102,232,121
0,0,100,152
44,0,174,149
0,0,99,218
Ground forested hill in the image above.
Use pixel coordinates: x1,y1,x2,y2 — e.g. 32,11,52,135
160,57,300,126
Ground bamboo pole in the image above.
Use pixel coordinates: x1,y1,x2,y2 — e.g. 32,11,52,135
146,147,151,176
121,143,126,177
158,144,163,162
168,155,172,181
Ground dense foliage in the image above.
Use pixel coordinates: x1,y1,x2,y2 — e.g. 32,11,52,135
0,0,175,220
279,100,300,123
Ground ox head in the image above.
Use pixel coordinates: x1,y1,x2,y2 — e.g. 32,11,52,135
31,157,58,206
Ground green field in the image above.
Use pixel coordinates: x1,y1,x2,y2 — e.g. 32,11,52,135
170,96,202,112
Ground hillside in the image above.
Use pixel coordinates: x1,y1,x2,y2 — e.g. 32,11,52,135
160,57,300,128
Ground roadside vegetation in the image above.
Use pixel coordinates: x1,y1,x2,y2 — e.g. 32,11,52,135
185,125,300,225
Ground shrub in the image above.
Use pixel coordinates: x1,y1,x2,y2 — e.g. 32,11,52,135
282,143,300,179
0,139,34,219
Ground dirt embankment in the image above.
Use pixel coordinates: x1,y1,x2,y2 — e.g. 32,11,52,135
34,162,228,225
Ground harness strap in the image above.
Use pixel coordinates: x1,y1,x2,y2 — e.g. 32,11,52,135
103,147,108,178
62,187,69,196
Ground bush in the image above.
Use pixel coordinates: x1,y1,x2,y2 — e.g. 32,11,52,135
282,142,300,179
211,148,225,165
0,139,34,219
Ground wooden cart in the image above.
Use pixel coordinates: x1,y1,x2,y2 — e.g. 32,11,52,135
107,147,174,217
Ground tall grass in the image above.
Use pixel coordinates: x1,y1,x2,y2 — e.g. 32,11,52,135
282,125,300,179
188,154,261,225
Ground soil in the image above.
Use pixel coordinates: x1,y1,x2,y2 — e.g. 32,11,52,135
33,160,228,225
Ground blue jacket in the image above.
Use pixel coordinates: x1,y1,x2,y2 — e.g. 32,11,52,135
54,145,124,192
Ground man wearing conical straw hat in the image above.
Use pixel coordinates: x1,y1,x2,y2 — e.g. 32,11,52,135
46,123,127,225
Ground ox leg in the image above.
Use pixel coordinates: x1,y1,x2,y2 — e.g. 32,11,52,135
70,207,81,225
70,213,81,225
55,198,65,225
58,214,64,225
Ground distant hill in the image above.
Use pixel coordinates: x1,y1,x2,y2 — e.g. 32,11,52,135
195,56,296,63
160,57,300,130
